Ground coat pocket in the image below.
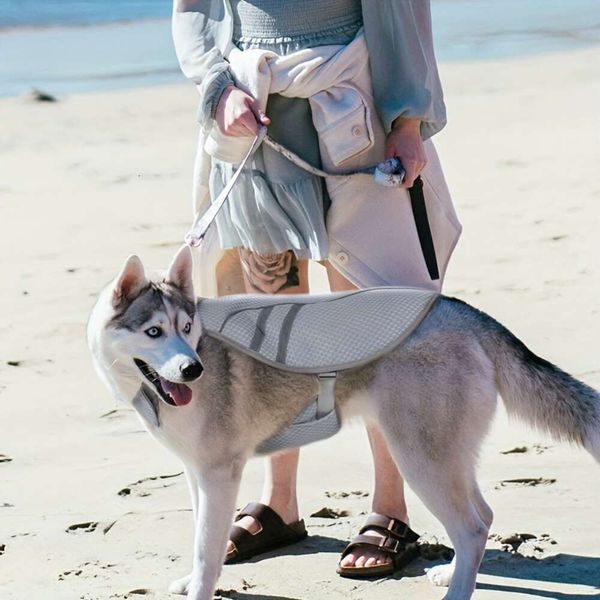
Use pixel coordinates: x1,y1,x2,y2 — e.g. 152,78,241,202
317,95,373,167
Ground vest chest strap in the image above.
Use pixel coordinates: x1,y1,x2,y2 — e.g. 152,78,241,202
317,372,337,418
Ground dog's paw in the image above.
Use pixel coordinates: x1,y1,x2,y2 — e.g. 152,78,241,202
168,573,192,595
426,562,454,587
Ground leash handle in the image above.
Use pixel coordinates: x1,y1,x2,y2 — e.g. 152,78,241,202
408,177,440,281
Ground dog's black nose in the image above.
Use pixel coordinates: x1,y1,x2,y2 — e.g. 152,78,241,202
180,360,203,381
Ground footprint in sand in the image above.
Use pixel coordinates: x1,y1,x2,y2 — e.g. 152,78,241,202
10,532,34,539
325,489,369,499
66,522,98,534
66,520,118,535
500,446,528,454
500,444,551,455
58,560,118,582
533,443,551,454
496,477,556,488
118,472,183,497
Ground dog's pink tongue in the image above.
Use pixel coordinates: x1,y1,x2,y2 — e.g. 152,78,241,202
161,379,192,406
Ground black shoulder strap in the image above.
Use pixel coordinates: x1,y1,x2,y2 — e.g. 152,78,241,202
409,177,440,281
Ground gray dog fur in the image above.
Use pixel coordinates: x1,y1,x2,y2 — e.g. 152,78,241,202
87,247,600,600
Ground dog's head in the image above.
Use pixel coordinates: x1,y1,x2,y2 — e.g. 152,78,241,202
90,246,203,407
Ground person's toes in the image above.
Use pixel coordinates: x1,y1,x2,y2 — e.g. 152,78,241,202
378,553,391,565
340,552,357,567
365,556,377,568
355,555,368,568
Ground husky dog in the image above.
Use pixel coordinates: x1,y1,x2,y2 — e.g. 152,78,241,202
88,246,600,600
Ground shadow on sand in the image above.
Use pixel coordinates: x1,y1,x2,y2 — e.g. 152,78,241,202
231,536,600,599
400,548,600,599
217,592,303,600
476,549,600,599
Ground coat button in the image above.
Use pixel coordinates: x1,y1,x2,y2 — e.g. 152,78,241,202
336,251,349,264
351,125,362,137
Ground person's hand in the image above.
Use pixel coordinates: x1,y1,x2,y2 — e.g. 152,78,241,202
215,85,270,137
385,117,426,188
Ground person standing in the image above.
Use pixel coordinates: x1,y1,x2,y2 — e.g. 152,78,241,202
172,0,461,577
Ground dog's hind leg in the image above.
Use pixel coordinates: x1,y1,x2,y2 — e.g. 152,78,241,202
471,482,494,530
424,479,492,594
185,458,244,600
373,373,496,599
384,442,489,600
169,466,201,595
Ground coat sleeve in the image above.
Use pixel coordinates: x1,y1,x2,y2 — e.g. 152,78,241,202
172,0,235,125
362,0,446,140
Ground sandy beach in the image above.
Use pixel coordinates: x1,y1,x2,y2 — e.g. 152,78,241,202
1,42,600,600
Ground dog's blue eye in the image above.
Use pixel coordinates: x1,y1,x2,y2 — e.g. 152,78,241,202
183,322,192,334
145,326,162,338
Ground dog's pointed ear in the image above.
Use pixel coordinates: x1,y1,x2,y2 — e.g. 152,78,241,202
112,255,148,308
165,245,194,299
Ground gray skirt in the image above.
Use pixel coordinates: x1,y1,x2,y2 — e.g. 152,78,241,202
210,93,330,260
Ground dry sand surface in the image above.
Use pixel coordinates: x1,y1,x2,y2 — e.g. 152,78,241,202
1,47,600,600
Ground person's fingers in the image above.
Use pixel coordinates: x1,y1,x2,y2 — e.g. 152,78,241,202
384,140,396,160
248,99,271,127
402,159,419,188
224,119,247,136
237,110,259,135
398,157,427,187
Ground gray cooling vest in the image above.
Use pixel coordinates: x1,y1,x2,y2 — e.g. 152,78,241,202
199,287,438,453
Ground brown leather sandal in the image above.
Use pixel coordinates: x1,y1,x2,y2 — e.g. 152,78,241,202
225,502,308,565
336,514,420,578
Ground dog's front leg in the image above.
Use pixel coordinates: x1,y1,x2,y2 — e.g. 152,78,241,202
169,466,200,595
186,459,244,600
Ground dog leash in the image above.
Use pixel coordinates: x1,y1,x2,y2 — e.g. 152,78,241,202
184,126,439,281
185,127,267,247
184,126,404,247
263,133,406,186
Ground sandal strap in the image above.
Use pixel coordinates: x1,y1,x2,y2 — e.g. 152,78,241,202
235,502,287,532
229,523,253,552
340,515,420,560
230,502,299,551
340,533,412,560
358,515,419,543
228,502,306,562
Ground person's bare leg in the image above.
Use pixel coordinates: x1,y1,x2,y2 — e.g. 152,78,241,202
226,254,308,555
326,263,410,569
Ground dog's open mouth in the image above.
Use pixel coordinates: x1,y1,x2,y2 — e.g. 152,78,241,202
134,359,192,407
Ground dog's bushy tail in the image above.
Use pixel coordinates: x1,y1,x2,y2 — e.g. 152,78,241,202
447,298,600,461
